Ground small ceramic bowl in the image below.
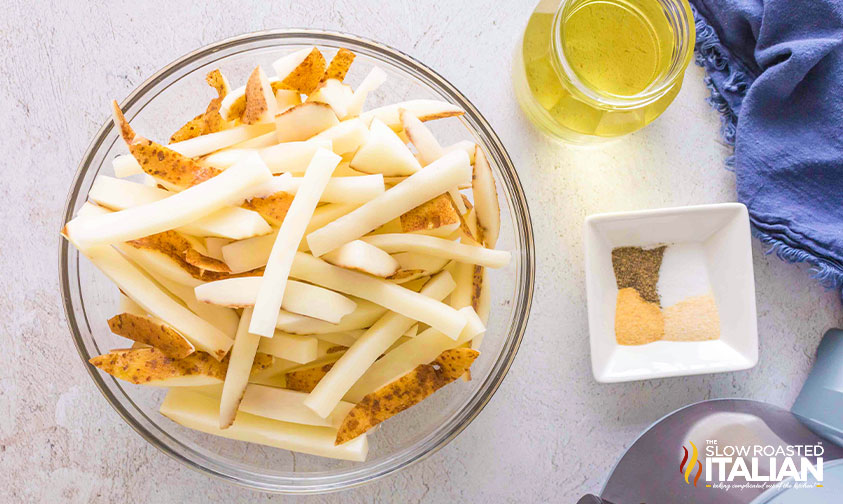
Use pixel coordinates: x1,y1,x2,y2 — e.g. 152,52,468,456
584,203,758,383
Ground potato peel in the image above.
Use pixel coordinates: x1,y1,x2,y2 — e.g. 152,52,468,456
278,47,327,94
89,348,273,386
169,69,229,143
126,230,250,282
285,362,335,393
400,194,460,234
472,146,501,248
113,101,221,188
184,248,231,273
335,348,479,444
323,48,356,83
241,191,294,226
108,312,195,359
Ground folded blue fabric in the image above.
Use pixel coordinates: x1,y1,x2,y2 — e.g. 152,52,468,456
690,0,843,295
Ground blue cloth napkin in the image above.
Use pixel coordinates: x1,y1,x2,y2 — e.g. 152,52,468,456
690,0,843,294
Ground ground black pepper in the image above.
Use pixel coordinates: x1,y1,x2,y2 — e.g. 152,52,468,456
611,246,666,305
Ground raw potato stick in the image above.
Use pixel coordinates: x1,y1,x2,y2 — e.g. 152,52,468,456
240,385,354,429
72,242,232,359
279,174,385,204
257,331,318,364
219,308,260,429
306,149,471,256
276,299,386,334
359,100,465,130
195,277,357,324
344,308,484,403
249,149,341,337
89,176,272,240
304,271,456,418
290,252,467,339
363,234,511,269
160,388,368,461
65,154,272,248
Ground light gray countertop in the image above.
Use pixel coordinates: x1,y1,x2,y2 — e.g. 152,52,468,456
2,1,841,502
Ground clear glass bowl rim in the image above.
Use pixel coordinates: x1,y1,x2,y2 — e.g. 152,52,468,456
58,28,535,494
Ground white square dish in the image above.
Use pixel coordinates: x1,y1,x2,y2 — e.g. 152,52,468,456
584,203,758,383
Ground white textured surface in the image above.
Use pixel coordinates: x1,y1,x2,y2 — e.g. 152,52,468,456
2,1,842,502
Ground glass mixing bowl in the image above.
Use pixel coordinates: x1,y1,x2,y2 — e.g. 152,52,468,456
59,30,534,494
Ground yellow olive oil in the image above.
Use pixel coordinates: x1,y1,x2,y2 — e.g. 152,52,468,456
515,0,694,142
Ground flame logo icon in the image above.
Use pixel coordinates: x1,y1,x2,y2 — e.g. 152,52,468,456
680,441,703,487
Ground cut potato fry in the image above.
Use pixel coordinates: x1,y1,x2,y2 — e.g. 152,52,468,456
275,102,340,143
89,176,272,240
70,239,233,359
250,149,341,337
344,309,483,403
241,385,354,429
400,108,444,166
203,237,230,261
323,48,355,83
65,154,272,248
195,277,356,324
308,78,354,118
360,100,465,130
108,313,195,359
275,88,302,112
472,266,491,349
311,118,368,155
304,271,455,418
336,347,478,443
472,146,501,247
443,140,477,164
307,150,471,256
277,174,384,204
242,66,277,124
346,67,387,117
390,252,450,283
322,240,400,277
257,331,319,364
219,307,259,429
260,139,333,174
149,271,240,339
290,252,467,339
160,388,368,461
273,47,326,94
350,119,421,176
315,329,364,348
399,193,461,235
276,298,386,334
118,293,147,317
447,260,474,309
364,233,510,268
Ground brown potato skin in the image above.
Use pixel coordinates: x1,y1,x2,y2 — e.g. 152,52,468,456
400,194,460,233
335,348,479,444
323,48,356,83
285,363,335,393
89,348,273,385
279,48,327,94
108,313,195,359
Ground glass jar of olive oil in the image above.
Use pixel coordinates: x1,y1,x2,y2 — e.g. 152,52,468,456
514,0,695,143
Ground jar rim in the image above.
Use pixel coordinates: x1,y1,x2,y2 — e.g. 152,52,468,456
550,0,696,109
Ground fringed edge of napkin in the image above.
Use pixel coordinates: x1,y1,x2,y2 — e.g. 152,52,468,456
692,5,843,295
